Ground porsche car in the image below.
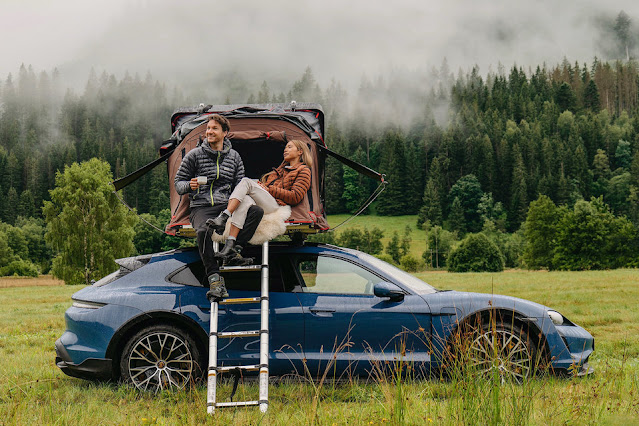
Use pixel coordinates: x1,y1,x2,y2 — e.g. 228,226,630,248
55,241,594,391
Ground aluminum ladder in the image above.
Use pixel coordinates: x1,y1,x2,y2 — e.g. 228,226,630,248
207,241,269,414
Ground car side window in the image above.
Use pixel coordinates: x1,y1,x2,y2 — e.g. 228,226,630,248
168,258,288,292
297,256,383,295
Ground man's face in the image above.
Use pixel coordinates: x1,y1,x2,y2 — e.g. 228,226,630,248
206,120,227,145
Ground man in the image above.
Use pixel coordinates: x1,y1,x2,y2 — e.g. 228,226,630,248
174,114,263,298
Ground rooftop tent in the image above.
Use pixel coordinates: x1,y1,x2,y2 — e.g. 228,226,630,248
163,103,330,236
112,102,385,238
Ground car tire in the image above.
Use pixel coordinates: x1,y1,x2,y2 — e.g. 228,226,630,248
467,321,536,383
120,324,202,392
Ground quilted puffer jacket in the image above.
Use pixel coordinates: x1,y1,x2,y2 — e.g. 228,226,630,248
174,138,245,208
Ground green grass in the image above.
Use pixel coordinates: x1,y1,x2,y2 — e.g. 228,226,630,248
328,214,426,258
1,269,639,424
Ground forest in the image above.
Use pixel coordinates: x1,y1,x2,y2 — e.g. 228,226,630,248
1,51,639,278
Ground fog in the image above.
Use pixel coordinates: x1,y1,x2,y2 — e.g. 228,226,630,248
2,0,638,95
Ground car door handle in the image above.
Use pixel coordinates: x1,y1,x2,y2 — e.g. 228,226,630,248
309,308,335,317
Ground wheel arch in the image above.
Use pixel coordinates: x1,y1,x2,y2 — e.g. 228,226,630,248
455,308,550,363
105,310,208,379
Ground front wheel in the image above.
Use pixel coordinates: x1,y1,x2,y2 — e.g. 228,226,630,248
468,322,535,383
120,324,201,392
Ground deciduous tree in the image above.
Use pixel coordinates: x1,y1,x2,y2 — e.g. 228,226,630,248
43,158,136,285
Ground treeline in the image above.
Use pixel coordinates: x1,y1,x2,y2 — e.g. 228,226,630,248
1,55,639,274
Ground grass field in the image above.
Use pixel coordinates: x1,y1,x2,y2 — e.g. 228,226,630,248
1,268,638,425
327,214,427,258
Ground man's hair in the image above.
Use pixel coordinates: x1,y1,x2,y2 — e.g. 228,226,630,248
208,114,230,133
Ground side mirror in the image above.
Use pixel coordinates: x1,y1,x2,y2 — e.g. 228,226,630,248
374,282,405,302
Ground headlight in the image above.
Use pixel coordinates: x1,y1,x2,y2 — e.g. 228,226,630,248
72,299,106,310
547,310,564,325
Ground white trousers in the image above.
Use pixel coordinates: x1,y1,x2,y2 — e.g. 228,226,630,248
229,178,280,229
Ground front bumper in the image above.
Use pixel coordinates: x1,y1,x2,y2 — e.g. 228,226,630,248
55,338,113,381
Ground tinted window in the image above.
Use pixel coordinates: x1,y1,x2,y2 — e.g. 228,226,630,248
297,255,383,295
168,258,289,292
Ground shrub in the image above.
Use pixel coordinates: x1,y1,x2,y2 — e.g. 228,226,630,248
399,254,422,272
0,260,39,277
337,227,384,255
448,233,505,272
375,253,398,266
422,225,455,268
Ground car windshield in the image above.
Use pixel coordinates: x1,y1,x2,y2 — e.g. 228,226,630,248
357,252,438,295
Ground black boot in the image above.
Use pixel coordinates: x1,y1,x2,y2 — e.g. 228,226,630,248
205,212,229,234
206,273,228,300
214,238,236,259
224,244,254,266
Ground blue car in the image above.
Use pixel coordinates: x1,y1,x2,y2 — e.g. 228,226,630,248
56,242,594,391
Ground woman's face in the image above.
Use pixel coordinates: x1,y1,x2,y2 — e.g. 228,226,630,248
283,141,302,163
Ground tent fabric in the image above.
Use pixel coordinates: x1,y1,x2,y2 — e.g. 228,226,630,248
165,114,328,235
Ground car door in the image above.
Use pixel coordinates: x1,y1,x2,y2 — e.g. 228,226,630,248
292,253,432,377
183,254,305,376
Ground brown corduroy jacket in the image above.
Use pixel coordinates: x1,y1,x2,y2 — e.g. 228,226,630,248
262,163,311,206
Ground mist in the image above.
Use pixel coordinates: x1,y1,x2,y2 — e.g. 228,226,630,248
2,0,638,100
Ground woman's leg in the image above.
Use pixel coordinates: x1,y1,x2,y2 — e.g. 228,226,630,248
226,178,253,213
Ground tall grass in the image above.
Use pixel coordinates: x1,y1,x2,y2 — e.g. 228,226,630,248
1,272,639,424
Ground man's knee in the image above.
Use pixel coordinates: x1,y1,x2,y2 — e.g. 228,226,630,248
247,205,264,221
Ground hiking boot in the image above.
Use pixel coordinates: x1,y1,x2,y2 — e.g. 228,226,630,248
224,250,254,266
206,273,228,301
214,238,236,260
206,212,229,234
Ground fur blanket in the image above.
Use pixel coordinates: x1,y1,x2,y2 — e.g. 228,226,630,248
210,205,291,245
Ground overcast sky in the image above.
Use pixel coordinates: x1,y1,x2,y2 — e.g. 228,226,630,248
2,0,637,92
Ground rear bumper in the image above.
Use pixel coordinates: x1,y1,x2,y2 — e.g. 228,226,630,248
55,338,113,381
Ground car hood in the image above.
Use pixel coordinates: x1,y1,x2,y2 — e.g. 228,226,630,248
427,290,553,319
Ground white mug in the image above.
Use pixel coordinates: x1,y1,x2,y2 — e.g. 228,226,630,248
196,176,207,185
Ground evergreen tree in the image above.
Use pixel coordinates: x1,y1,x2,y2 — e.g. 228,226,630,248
509,144,528,229
400,225,412,257
448,196,466,235
555,82,577,112
583,79,600,111
448,174,484,233
342,146,369,212
417,178,443,227
376,129,409,216
614,140,632,170
385,231,401,263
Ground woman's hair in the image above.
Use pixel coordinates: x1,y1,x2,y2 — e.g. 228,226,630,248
260,140,313,183
289,140,313,168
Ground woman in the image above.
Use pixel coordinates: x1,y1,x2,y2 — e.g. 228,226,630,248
207,139,313,260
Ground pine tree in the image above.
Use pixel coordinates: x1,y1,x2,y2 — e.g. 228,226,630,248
376,129,409,216
448,197,466,235
342,146,369,213
509,144,528,229
386,231,401,263
583,79,600,111
417,178,443,227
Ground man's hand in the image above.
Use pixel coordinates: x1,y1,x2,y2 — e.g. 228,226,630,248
189,178,200,190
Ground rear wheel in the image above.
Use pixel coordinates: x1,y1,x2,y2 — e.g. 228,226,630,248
120,325,201,392
468,322,535,383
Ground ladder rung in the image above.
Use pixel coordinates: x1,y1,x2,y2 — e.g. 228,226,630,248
217,330,261,338
220,265,263,272
219,297,261,305
215,401,259,408
215,364,262,372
